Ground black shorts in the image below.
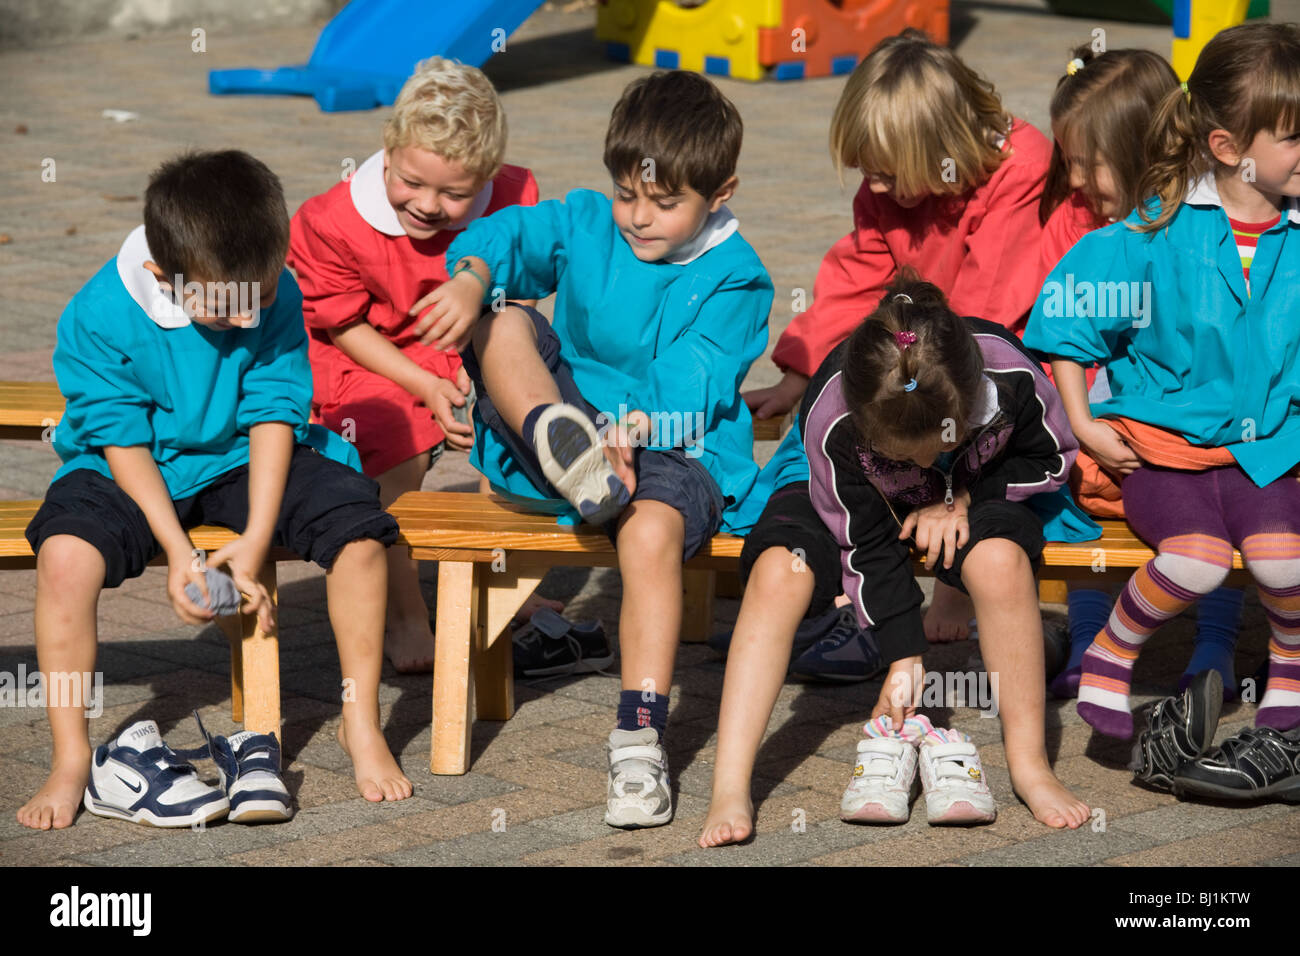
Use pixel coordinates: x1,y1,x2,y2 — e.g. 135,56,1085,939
462,304,724,560
739,482,1045,621
25,446,400,589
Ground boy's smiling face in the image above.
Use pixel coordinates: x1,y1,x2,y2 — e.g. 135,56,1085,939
384,145,485,239
611,175,736,262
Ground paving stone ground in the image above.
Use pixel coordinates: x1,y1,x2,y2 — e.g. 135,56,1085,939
0,1,1296,866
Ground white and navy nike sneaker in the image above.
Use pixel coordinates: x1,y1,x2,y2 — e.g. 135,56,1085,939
194,711,293,823
534,403,630,526
83,720,229,828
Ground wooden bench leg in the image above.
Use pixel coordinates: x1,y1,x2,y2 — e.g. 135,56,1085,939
1038,579,1069,605
714,569,743,599
477,568,544,721
240,563,280,736
681,569,716,643
221,615,244,724
432,560,478,775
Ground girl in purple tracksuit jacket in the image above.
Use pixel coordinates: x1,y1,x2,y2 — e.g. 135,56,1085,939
700,275,1091,847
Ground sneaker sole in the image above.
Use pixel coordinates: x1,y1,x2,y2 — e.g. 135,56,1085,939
83,789,229,828
518,652,615,679
604,806,674,829
927,800,997,825
790,667,884,685
840,802,909,824
228,800,294,823
535,406,629,525
1170,774,1300,804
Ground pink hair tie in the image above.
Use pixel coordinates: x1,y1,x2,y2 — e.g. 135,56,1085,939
895,330,918,350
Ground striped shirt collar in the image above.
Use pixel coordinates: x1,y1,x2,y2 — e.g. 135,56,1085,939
1184,172,1300,224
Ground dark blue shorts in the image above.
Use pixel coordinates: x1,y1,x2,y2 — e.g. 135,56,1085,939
25,445,399,589
462,304,724,560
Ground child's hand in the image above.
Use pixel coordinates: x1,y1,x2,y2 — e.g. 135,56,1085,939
206,537,276,633
872,656,923,729
410,270,484,350
1075,419,1141,476
165,546,217,626
898,490,971,570
743,370,809,421
602,410,648,497
422,366,474,451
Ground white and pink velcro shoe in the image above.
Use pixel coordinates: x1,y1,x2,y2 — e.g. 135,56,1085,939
839,716,926,824
917,724,997,825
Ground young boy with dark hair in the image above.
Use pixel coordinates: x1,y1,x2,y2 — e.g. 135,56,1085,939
18,150,412,831
417,71,774,828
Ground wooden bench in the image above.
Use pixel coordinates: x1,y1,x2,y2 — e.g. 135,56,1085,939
391,489,1253,775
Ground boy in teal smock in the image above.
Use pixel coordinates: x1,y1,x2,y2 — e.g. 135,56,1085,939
416,71,774,829
18,151,412,832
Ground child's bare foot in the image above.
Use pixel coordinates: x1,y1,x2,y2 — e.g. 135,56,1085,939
699,792,754,847
924,582,976,642
384,614,435,673
511,594,565,628
337,720,413,802
1009,761,1090,829
18,753,91,830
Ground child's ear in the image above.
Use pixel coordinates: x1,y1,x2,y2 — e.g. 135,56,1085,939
142,260,172,291
1207,128,1243,168
709,175,739,211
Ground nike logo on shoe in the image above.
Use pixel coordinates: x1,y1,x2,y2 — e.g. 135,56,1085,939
115,774,143,793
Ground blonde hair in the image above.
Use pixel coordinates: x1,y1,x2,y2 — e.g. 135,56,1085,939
1137,22,1300,233
830,29,1011,200
383,57,507,182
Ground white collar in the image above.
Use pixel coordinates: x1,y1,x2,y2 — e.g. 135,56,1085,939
115,225,263,329
661,204,738,265
349,149,495,237
1184,172,1300,223
968,375,998,427
116,226,193,329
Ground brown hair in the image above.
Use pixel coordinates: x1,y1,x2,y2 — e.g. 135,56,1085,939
603,70,742,199
1137,21,1300,232
830,28,1012,199
143,150,288,285
841,272,986,452
1040,46,1179,224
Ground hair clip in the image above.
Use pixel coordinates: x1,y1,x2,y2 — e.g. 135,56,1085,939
903,378,918,392
1180,80,1190,100
895,330,918,350
1066,57,1085,76
893,293,913,304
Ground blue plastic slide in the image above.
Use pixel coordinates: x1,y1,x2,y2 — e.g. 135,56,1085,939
209,0,545,112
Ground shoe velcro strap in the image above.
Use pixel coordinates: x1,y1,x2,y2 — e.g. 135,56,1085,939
925,742,977,760
858,738,907,756
610,745,663,763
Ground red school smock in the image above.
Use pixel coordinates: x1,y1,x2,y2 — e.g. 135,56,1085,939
770,119,1052,379
288,150,538,476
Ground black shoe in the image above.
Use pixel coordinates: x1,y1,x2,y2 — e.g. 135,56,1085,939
706,601,843,660
1043,618,1069,680
1130,669,1223,791
1172,725,1300,803
512,607,613,678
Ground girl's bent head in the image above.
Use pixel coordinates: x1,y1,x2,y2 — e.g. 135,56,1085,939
841,272,986,466
1041,46,1178,224
830,29,1011,203
1138,22,1300,231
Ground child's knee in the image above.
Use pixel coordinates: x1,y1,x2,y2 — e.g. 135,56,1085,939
36,535,106,590
331,536,386,568
1239,533,1300,591
750,545,817,595
617,501,685,559
961,536,1031,587
1156,534,1233,593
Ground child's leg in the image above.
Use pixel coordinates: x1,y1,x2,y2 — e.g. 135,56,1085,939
328,536,412,801
1183,586,1245,699
375,449,435,673
952,501,1090,828
1078,468,1232,738
1053,583,1115,699
1238,534,1300,731
17,536,102,830
700,546,814,847
614,499,686,718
